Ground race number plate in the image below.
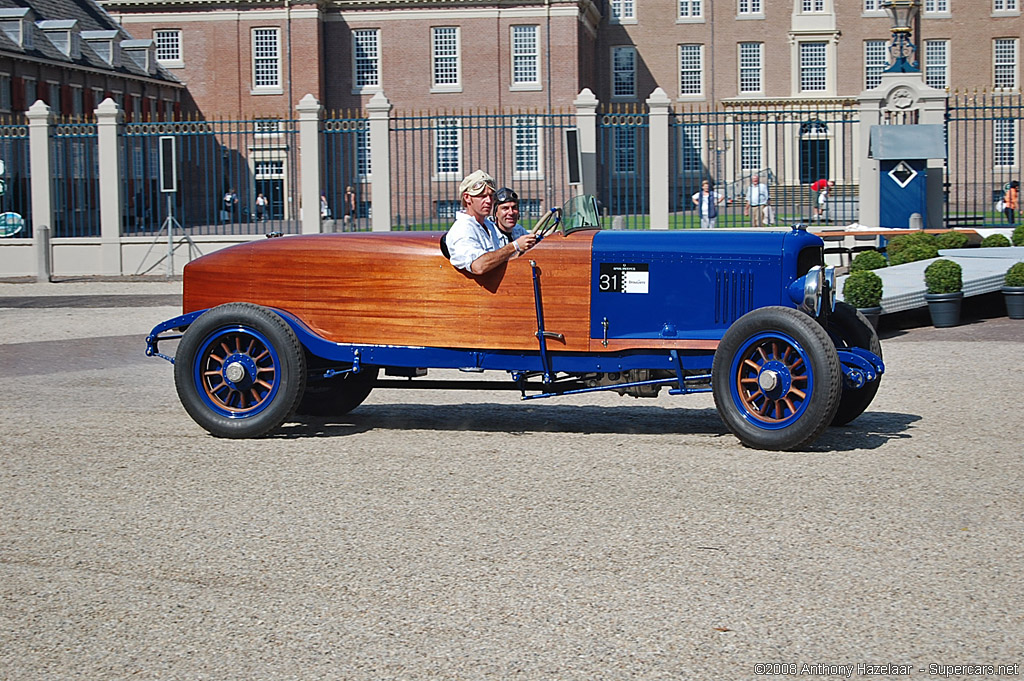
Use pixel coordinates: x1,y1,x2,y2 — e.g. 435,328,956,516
598,263,649,294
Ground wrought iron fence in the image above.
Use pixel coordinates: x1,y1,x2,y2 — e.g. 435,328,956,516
321,111,369,232
598,105,649,229
52,120,99,237
389,109,577,231
121,117,301,237
945,91,1023,225
668,102,860,229
0,117,31,238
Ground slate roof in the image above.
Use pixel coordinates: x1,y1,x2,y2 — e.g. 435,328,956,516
0,0,179,83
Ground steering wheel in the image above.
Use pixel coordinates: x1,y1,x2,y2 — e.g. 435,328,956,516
531,208,562,238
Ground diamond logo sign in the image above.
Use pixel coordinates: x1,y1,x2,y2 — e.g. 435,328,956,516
888,161,918,189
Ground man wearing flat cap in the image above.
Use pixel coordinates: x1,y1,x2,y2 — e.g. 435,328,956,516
446,170,536,274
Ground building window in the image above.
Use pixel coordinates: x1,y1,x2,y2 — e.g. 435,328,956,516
432,27,460,91
802,0,825,11
154,29,182,65
994,38,1018,89
924,40,949,89
614,127,636,174
434,117,461,178
436,200,460,219
0,75,11,112
993,0,1018,11
865,40,887,89
25,78,36,107
612,46,636,98
738,0,762,14
994,118,1017,167
739,42,763,93
924,0,949,12
740,123,761,171
679,44,703,96
863,0,882,11
679,0,703,18
357,127,371,178
800,42,827,91
512,26,539,87
611,0,636,22
252,28,280,89
679,124,702,172
353,29,380,90
513,116,541,177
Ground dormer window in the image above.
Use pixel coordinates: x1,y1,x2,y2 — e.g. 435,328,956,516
0,8,36,49
81,30,120,67
121,39,157,75
37,19,80,59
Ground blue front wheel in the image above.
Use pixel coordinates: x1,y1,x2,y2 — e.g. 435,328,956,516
174,303,306,438
712,307,841,450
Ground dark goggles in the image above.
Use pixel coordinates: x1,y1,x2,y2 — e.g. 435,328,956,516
495,187,519,205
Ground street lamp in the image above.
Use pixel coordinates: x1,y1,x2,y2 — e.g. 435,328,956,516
881,0,920,73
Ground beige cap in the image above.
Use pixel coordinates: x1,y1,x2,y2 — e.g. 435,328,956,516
458,170,495,198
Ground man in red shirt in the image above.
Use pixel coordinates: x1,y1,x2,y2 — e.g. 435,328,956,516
810,179,834,221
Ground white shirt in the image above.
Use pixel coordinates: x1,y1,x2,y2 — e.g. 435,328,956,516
746,183,769,206
446,212,529,272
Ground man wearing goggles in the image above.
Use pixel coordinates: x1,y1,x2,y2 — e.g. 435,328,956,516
446,170,537,275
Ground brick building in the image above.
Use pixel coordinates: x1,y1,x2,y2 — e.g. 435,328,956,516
95,0,1020,118
0,0,182,119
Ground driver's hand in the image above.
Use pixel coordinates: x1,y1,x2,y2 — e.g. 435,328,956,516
516,234,538,252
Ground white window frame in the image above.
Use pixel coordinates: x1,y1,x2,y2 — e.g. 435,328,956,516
994,118,1018,168
864,40,887,90
251,28,281,93
678,0,703,21
799,41,828,93
993,0,1019,13
740,123,762,172
994,38,1018,90
511,25,540,90
356,126,371,180
801,0,825,12
610,0,636,24
678,44,704,99
863,0,886,14
154,29,183,68
739,42,763,94
679,124,702,173
923,0,950,15
513,115,543,180
352,28,381,93
613,126,637,175
431,27,461,93
434,116,461,180
612,46,636,99
924,39,949,89
738,0,764,17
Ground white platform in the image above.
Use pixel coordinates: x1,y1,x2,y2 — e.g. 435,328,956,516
836,246,1024,314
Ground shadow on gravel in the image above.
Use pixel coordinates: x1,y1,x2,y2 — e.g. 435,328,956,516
273,403,920,452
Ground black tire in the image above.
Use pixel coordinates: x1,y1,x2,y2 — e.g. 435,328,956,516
827,301,883,426
712,306,842,451
297,366,379,417
174,303,306,438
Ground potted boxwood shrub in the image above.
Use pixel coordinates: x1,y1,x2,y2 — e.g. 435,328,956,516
1013,225,1024,247
923,258,963,328
842,270,884,329
934,230,970,251
1003,261,1024,320
849,250,888,273
888,232,939,265
980,233,1012,248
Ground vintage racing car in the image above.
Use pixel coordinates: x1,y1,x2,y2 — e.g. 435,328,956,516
147,195,884,451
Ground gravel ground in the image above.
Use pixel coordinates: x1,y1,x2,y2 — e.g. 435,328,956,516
1,279,1021,680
